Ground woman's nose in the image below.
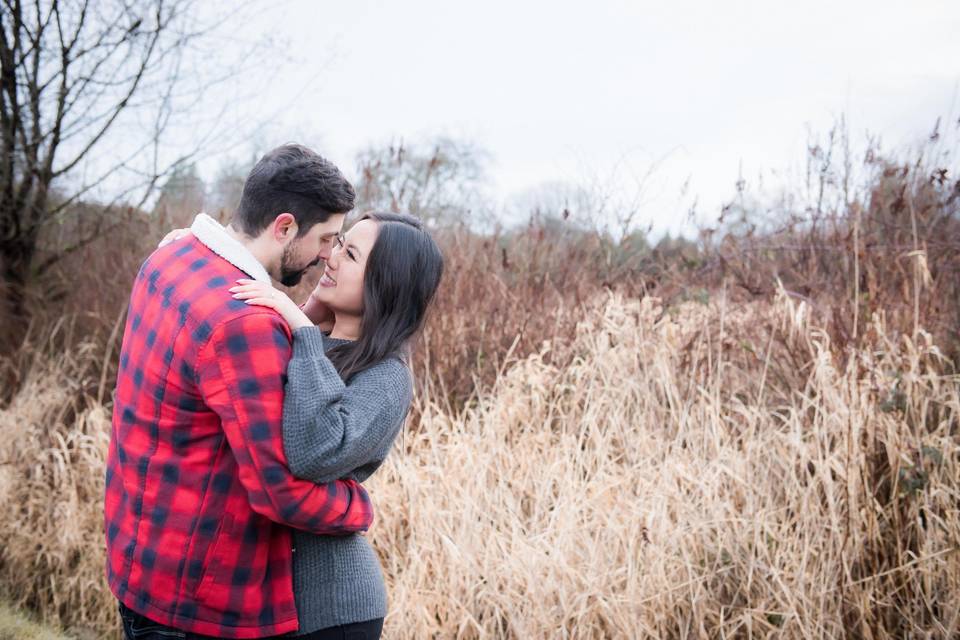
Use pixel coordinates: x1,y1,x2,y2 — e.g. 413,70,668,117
326,246,341,269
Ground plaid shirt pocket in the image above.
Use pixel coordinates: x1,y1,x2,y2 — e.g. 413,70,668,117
194,513,270,609
193,514,230,603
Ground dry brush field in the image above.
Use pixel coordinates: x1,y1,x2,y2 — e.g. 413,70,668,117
1,287,958,638
1,148,959,638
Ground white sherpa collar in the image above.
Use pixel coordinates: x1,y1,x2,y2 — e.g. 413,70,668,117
190,212,271,283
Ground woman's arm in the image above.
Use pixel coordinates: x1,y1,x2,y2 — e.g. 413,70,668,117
281,327,412,483
230,279,413,483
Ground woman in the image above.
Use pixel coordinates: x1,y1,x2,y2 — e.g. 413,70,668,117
227,211,443,639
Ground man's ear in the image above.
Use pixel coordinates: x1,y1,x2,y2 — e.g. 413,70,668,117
272,213,298,241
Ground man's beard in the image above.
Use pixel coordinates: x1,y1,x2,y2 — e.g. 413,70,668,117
279,243,320,287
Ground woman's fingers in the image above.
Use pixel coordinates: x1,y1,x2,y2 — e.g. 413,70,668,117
231,288,270,299
158,228,191,248
243,297,279,309
226,282,309,328
232,279,269,291
158,231,178,248
230,282,272,296
230,280,284,309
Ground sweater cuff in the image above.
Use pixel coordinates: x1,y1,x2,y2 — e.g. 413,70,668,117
291,326,328,360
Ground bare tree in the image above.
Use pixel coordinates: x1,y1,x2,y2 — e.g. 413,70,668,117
355,137,490,227
0,0,242,339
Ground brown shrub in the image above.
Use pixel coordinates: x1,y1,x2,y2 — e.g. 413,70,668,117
700,137,960,368
0,135,958,637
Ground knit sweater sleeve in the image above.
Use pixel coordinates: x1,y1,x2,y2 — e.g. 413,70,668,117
281,326,413,484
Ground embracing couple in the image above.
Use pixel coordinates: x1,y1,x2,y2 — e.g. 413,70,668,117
103,144,443,639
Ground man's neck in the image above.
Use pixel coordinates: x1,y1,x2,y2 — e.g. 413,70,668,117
226,224,276,280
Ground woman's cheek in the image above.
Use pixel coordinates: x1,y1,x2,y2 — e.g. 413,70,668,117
347,271,365,314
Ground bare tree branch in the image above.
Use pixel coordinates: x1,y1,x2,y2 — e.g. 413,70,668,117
0,0,259,336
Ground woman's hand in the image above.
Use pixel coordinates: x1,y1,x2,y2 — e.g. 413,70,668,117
229,279,313,330
158,228,191,248
302,283,335,329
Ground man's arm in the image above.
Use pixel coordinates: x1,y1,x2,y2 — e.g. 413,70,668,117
196,312,373,534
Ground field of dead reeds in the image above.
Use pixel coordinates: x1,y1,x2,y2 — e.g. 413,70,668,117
0,140,958,638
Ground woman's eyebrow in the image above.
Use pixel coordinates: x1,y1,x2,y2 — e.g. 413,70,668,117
337,233,361,256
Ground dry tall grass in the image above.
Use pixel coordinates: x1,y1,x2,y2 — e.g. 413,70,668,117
1,133,958,637
2,288,957,638
0,323,114,637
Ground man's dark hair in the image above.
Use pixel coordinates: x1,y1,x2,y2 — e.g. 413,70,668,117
234,143,355,237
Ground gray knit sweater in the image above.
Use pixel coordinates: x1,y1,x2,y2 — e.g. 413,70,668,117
281,326,412,634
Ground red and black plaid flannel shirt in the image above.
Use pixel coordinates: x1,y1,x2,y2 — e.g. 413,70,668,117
104,235,373,638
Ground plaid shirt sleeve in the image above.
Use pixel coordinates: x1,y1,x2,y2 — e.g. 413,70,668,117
196,311,373,534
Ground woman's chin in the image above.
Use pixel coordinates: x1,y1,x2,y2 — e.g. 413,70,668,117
313,289,334,306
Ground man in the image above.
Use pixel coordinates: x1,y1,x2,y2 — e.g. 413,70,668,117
105,144,364,639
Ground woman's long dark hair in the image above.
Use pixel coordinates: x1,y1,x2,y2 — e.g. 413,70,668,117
326,212,444,380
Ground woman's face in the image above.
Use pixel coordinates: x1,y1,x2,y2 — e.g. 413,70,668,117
312,218,379,316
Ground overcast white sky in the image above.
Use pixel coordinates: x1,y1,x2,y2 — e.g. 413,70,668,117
192,0,959,237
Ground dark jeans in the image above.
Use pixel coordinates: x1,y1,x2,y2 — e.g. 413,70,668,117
118,601,383,640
